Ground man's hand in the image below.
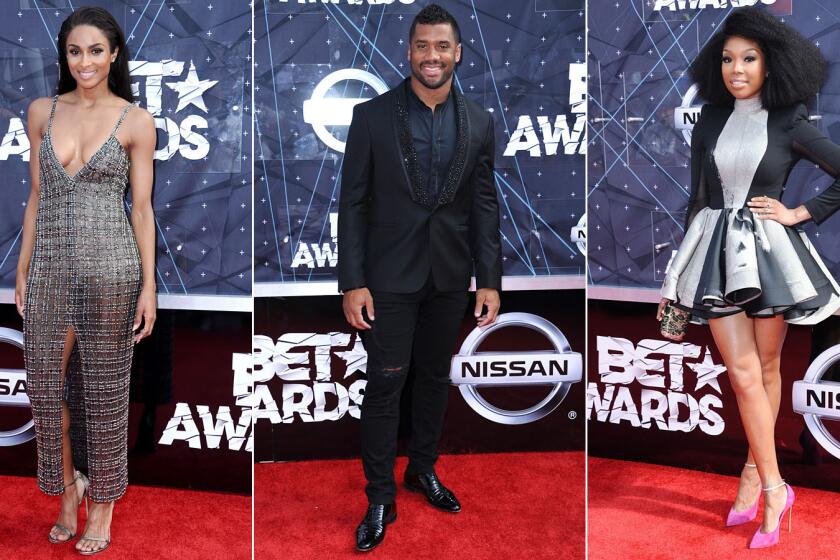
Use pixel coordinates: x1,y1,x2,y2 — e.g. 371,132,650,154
474,288,500,327
343,287,375,330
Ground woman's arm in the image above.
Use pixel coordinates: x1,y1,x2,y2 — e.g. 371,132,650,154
658,105,710,313
755,103,840,225
748,104,840,225
127,107,158,342
15,98,49,317
684,104,710,231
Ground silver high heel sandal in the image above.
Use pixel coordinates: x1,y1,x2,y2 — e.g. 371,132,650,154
77,501,113,556
77,532,111,556
48,470,89,544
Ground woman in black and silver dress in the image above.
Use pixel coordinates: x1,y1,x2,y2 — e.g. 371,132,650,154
657,7,840,549
14,7,157,555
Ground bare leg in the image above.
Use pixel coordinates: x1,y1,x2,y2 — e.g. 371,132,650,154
733,315,787,511
50,327,86,543
708,313,788,533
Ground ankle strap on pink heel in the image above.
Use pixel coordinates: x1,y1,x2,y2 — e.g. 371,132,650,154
763,480,786,492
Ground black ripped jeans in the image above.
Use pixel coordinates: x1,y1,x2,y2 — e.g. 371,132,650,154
359,277,469,504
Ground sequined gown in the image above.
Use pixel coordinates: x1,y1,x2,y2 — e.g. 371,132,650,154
661,96,840,324
24,95,141,502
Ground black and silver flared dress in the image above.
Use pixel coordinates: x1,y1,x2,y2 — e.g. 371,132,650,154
24,95,141,502
661,96,840,325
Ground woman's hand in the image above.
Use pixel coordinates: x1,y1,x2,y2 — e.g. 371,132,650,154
656,298,672,321
14,274,26,318
747,196,809,226
133,287,157,344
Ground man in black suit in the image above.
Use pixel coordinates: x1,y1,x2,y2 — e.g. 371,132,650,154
338,3,501,552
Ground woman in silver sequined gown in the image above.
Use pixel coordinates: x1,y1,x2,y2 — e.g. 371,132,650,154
14,8,157,555
657,8,840,549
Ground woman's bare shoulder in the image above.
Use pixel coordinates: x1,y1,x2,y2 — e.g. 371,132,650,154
27,96,55,117
122,103,153,124
26,97,55,134
123,104,156,138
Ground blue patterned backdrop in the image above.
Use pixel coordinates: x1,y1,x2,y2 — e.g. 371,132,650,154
0,0,251,307
254,0,586,293
588,0,840,295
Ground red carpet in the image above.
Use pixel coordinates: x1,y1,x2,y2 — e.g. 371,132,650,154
255,451,585,559
589,457,839,559
0,476,250,559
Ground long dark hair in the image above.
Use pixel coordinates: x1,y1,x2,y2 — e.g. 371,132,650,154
689,6,826,109
57,6,133,102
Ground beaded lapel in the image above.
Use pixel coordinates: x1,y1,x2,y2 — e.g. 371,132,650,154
393,79,470,209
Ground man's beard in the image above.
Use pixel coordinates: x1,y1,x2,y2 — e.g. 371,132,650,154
411,62,453,90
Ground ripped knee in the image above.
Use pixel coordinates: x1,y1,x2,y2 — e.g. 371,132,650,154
378,365,407,376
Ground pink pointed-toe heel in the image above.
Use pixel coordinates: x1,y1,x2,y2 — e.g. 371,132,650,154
726,462,760,527
749,481,795,549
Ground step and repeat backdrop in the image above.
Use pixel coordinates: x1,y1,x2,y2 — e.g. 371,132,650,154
587,0,840,296
254,291,584,462
587,0,840,487
0,1,252,494
0,307,251,494
0,0,252,310
254,0,586,295
588,300,840,492
252,0,586,462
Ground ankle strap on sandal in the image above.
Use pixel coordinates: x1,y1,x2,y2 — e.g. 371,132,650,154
62,470,81,490
763,480,786,492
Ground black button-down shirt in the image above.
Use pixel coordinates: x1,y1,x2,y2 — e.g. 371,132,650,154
406,82,457,201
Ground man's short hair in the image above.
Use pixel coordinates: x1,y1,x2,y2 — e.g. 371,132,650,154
409,4,461,44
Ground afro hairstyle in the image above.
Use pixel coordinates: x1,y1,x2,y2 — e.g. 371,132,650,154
689,6,826,109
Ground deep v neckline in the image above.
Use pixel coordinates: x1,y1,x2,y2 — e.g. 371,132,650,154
46,132,124,182
45,97,131,182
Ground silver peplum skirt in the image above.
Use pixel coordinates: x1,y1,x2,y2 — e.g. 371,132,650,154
661,206,840,325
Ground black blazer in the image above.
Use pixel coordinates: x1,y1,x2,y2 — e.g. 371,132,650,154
687,102,840,230
338,79,502,294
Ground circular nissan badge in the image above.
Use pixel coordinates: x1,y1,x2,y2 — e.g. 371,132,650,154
0,327,35,447
450,312,582,425
302,68,390,153
571,213,586,255
793,344,840,460
674,83,702,146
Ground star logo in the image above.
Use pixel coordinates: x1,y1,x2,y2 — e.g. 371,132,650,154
333,333,367,378
165,60,218,113
688,347,727,394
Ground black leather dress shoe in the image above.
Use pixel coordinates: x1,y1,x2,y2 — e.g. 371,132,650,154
404,471,461,513
355,503,397,552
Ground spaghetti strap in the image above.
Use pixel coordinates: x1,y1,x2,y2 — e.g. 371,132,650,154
46,95,58,134
111,103,133,135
